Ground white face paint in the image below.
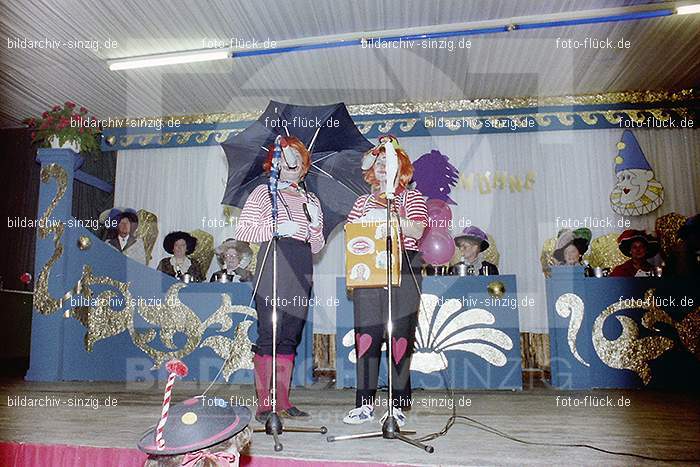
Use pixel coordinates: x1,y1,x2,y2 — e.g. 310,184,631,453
282,145,299,169
279,147,303,183
372,153,387,182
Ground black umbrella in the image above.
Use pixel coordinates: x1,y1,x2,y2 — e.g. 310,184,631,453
221,101,373,239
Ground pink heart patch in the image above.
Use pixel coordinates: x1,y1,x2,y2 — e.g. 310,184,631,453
392,337,408,364
356,333,372,359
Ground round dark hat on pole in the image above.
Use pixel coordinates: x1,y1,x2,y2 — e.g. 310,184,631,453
137,397,251,456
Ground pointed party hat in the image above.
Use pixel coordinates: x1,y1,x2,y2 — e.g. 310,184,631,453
614,130,651,173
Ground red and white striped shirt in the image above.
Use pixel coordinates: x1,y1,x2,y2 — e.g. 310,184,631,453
346,189,428,251
235,184,325,254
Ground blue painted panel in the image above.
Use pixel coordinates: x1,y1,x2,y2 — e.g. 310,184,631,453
28,151,314,387
336,275,522,390
547,270,700,389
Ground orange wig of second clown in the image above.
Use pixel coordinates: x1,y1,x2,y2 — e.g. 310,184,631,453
262,136,312,176
363,144,414,189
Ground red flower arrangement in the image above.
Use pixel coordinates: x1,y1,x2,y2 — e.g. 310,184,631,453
23,101,101,153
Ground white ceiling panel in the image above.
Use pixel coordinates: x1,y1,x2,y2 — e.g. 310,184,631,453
0,0,698,127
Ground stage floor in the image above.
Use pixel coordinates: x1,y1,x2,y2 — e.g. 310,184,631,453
0,378,698,466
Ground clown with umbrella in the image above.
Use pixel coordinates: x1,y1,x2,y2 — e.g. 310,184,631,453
223,102,372,429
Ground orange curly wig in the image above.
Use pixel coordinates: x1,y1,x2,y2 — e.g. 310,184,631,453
262,136,312,176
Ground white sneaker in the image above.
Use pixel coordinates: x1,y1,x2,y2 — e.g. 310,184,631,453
379,407,407,427
343,405,374,424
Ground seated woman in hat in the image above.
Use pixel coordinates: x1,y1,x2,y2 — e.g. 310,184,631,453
210,239,254,282
610,229,658,277
552,228,591,266
451,226,498,275
157,231,203,282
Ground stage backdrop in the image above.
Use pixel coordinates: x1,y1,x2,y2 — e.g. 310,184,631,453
114,127,700,333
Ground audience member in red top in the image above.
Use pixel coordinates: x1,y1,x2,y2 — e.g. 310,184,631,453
610,229,658,277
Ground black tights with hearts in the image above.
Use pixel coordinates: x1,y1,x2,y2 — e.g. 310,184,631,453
351,250,422,409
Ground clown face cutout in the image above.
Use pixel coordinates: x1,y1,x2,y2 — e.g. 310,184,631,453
609,130,664,216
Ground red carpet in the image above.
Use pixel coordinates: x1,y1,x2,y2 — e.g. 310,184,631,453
0,441,398,467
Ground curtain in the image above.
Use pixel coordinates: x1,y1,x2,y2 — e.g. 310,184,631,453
0,128,40,290
115,128,700,332
72,150,117,235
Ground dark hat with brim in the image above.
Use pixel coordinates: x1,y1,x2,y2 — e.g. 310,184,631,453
454,226,489,252
116,210,139,225
617,229,659,258
679,214,700,240
163,231,197,255
137,397,251,456
553,228,591,262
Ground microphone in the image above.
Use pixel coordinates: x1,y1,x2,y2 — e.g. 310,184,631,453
269,136,283,236
384,141,399,199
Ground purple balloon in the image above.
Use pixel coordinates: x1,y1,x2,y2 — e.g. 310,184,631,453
426,199,452,223
420,227,456,265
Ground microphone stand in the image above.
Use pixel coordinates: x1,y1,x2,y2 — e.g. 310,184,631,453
253,136,327,451
327,142,433,453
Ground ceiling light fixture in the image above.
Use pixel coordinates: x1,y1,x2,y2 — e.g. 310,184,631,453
676,3,700,15
108,48,230,71
108,2,697,70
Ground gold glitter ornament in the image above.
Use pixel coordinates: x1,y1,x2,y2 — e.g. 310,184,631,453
654,213,687,259
588,233,628,270
487,281,506,299
593,289,674,384
540,236,557,276
77,235,91,250
135,209,159,265
190,229,215,277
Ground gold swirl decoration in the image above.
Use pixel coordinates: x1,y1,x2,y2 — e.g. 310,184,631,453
592,289,675,384
34,164,68,315
637,292,700,360
33,166,258,376
200,294,257,379
677,308,700,360
44,262,258,373
104,89,697,127
104,89,696,149
115,129,244,149
587,233,628,270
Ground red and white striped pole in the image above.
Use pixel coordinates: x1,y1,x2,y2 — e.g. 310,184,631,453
156,359,188,450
